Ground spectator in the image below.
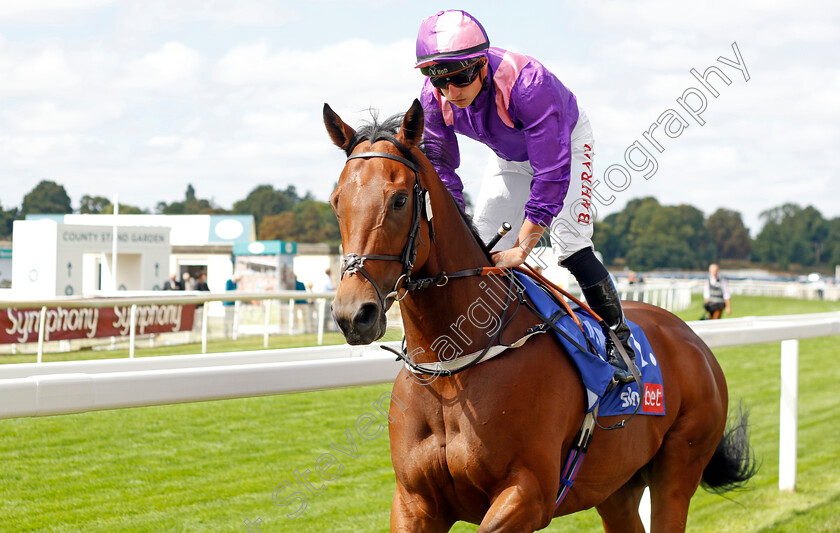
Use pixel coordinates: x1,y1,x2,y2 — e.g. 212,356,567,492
223,274,241,337
627,271,644,284
192,271,211,332
163,274,181,290
294,275,308,304
315,268,336,331
195,272,210,292
182,272,195,291
224,274,240,300
317,268,336,293
702,264,731,320
292,275,313,333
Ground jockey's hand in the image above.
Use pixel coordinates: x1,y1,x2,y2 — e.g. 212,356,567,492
491,246,529,268
490,219,545,269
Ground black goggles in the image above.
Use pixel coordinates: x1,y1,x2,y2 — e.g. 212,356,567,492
421,58,485,90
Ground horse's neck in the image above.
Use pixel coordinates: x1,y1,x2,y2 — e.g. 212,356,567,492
417,161,490,276
398,172,498,357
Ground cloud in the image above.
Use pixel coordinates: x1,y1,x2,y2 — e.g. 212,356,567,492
116,42,201,90
0,133,90,166
213,38,417,109
122,0,297,27
0,47,80,93
5,101,124,133
0,0,113,21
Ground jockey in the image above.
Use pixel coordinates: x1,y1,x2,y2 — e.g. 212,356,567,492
415,9,638,383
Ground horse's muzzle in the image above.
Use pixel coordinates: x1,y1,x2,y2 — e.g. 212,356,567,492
332,298,386,345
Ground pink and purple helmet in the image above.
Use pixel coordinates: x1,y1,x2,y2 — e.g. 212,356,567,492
415,10,489,69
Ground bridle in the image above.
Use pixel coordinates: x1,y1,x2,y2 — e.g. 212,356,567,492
339,144,435,309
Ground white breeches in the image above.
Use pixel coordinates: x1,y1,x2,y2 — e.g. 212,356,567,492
473,109,596,262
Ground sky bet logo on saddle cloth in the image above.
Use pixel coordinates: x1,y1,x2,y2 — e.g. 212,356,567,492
515,273,665,417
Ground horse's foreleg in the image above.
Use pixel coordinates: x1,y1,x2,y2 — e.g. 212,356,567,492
477,471,552,533
595,472,647,533
390,483,453,533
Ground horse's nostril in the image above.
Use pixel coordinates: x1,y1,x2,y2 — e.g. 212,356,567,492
355,303,380,329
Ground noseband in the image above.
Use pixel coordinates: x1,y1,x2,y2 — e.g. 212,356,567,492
340,147,435,308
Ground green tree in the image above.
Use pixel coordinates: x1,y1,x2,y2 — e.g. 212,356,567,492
826,217,840,268
79,195,111,214
608,197,662,261
625,204,695,269
752,204,793,267
796,206,829,265
598,197,714,270
21,180,72,216
232,185,301,228
705,208,752,260
0,202,18,237
156,184,228,215
258,200,339,243
101,203,147,214
593,212,621,264
80,195,147,214
753,204,828,268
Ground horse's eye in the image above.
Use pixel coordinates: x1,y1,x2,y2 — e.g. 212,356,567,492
393,194,408,210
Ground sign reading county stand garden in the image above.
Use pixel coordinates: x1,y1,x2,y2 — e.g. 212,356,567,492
0,304,195,344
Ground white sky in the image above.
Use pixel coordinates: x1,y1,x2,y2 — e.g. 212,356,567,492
0,0,837,235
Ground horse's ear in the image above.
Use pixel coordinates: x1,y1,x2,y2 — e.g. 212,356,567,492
397,99,424,148
323,103,356,151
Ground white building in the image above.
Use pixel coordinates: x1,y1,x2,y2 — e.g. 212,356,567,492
12,220,171,297
23,214,256,295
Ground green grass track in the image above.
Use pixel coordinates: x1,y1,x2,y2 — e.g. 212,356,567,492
0,295,838,531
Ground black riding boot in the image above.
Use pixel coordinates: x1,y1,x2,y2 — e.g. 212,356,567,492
580,277,638,384
561,248,639,384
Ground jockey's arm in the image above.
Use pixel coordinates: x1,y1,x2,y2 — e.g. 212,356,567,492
420,84,466,209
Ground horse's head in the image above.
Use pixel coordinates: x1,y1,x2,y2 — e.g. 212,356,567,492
323,100,433,345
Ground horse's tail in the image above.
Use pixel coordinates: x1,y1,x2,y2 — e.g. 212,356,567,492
701,403,759,494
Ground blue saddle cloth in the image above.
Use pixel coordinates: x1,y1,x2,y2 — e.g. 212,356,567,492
516,273,665,417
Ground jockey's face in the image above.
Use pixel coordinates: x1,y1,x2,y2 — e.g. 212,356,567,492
439,64,486,108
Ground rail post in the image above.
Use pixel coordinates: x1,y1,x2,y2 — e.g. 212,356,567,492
779,339,799,491
129,304,137,358
263,299,271,349
288,299,295,335
201,302,209,354
37,306,47,363
233,300,241,341
317,298,326,346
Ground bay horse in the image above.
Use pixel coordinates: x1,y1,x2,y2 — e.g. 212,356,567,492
324,99,756,532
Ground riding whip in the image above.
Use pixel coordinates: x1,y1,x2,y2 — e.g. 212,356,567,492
486,222,512,250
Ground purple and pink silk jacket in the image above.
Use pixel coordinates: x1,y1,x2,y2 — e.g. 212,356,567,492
420,46,580,227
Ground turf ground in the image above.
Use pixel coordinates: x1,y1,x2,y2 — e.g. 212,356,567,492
0,295,838,532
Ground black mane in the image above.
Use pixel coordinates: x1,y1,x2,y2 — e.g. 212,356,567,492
345,110,491,258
